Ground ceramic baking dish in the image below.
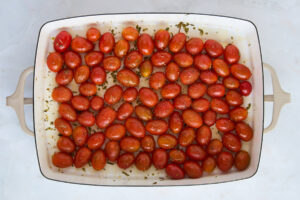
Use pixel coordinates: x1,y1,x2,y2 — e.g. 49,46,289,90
6,13,290,186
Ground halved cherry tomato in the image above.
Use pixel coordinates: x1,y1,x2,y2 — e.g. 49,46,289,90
179,127,196,147
105,124,126,141
149,72,166,90
139,87,159,107
84,51,103,67
125,117,145,138
114,39,130,58
86,27,101,42
203,110,217,127
125,51,143,69
188,83,207,99
117,153,135,169
90,66,106,85
216,118,235,132
182,109,203,128
202,156,216,173
169,111,183,134
52,86,72,103
54,31,72,53
47,52,63,72
117,102,134,120
158,134,177,149
140,60,153,77
64,51,81,69
165,62,180,82
191,98,210,112
87,132,105,150
122,27,139,41
235,150,250,171
239,81,252,96
52,152,73,168
104,85,123,104
196,125,212,146
207,139,223,155
154,100,174,118
135,152,151,171
235,122,253,141
58,103,77,121
91,150,106,170
204,39,223,57
217,151,234,172
137,33,154,56
55,68,73,85
54,118,72,136
96,107,117,128
57,136,75,153
99,32,115,53
78,111,95,127
183,161,203,178
169,32,186,53
123,87,138,102
141,135,155,152
166,164,185,179
105,141,120,162
120,136,141,152
74,65,90,84
173,94,192,110
152,148,168,169
224,44,240,64
90,96,104,111
71,95,90,111
194,54,211,70
79,82,97,96
135,105,153,121
155,29,170,50
161,83,181,99
151,51,172,67
180,67,199,85
71,36,93,53
230,64,252,80
186,144,206,161
74,147,92,168
169,149,186,164
103,56,121,71
145,119,168,135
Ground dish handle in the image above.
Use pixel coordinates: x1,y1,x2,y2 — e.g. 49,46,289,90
263,63,290,133
6,66,34,136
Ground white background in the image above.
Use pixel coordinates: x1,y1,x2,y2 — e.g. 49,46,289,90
0,0,299,199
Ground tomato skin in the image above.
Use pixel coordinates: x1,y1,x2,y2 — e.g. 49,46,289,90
149,72,166,90
114,39,130,58
155,29,170,50
230,64,252,80
229,107,248,122
74,65,90,84
203,110,217,127
139,87,159,107
169,111,183,134
180,67,200,85
120,136,141,152
151,51,172,67
146,119,168,135
99,32,115,53
47,52,64,72
57,136,76,153
207,83,226,98
135,152,151,171
125,51,143,69
91,150,106,170
140,60,153,78
217,151,234,172
71,36,94,53
87,132,105,150
122,27,139,41
52,86,72,103
207,139,223,155
194,54,211,70
222,133,241,152
235,122,253,141
78,111,95,127
71,95,90,111
135,105,153,121
152,148,168,169
86,27,101,42
117,153,135,169
186,38,204,55
239,81,252,96
125,117,145,138
105,141,120,162
52,152,73,168
166,164,185,179
211,98,229,114
182,109,203,128
84,51,103,67
96,107,117,128
169,32,186,53
188,82,207,99
103,56,121,72
196,125,212,146
199,70,218,85
173,52,194,68
203,156,216,173
235,150,250,171
161,83,181,99
224,44,240,64
183,161,203,178
64,51,81,69
204,39,223,57
179,127,196,147
212,59,230,77
141,135,155,152
74,147,92,168
58,103,77,122
90,66,106,85
90,96,104,111
137,33,154,56
105,124,126,141
223,76,240,89
154,100,174,118
158,134,177,149
191,98,210,112
79,82,97,97
54,118,72,136
104,85,123,105
123,87,138,102
169,149,186,164
186,144,206,161
226,90,243,106
56,69,73,85
165,62,180,82
54,31,72,53
216,118,235,132
173,94,192,110
117,102,134,121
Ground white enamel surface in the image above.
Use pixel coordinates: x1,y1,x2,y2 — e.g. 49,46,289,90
34,13,263,186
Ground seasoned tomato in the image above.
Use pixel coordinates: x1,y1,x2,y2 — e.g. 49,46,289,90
78,111,95,127
229,107,248,122
79,82,97,97
199,70,218,85
140,60,153,78
86,27,101,42
185,38,204,55
71,95,90,111
161,83,181,99
87,132,105,150
122,27,139,41
235,150,250,171
224,44,240,64
179,127,196,147
194,54,211,71
157,134,177,149
216,118,235,132
58,103,77,121
90,96,104,111
188,83,207,99
103,56,121,71
114,39,130,58
154,29,170,50
149,72,166,90
141,135,155,152
55,69,73,85
169,111,183,134
203,110,217,127
183,161,203,178
96,107,117,128
105,124,126,141
222,133,241,152
135,105,153,121
212,59,230,77
239,81,252,96
169,149,186,164
54,31,72,53
57,136,75,153
152,148,168,169
74,147,92,168
207,83,226,98
117,102,134,121
84,51,103,67
166,164,185,179
117,153,135,169
125,51,143,69
235,122,253,141
104,85,123,105
151,51,172,67
99,32,115,53
54,118,72,136
223,76,240,89
217,151,234,172
191,98,210,112
230,64,252,80
137,33,154,56
52,86,72,103
186,144,206,161
226,90,243,106
52,152,73,168
165,62,180,82
105,141,120,162
64,51,81,69
71,36,93,53
179,67,199,85
125,117,146,138
154,100,174,118
90,66,106,85
123,87,138,102
203,156,216,173
211,98,229,114
204,39,223,57
169,32,186,53
139,87,159,107
74,65,90,84
135,152,151,171
120,136,141,152
173,94,192,110
174,52,194,68
91,150,106,170
146,119,168,135
47,52,63,72
182,109,203,128
207,139,223,155
196,125,212,146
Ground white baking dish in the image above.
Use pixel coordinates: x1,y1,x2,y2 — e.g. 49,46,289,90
6,13,290,186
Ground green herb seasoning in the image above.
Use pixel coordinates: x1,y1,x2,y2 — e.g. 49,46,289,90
153,182,157,185
122,171,130,176
246,103,251,110
142,28,148,32
165,27,170,31
136,25,141,34
198,28,204,35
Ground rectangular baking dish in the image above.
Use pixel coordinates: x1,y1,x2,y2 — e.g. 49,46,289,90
6,13,290,186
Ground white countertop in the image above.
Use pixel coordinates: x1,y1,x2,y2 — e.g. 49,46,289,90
0,0,299,199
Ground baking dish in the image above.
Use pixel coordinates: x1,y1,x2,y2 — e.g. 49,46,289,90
6,13,290,186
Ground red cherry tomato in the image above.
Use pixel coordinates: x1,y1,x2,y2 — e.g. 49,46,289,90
47,52,64,72
54,31,72,53
122,27,139,41
86,27,101,42
183,161,203,178
99,32,115,53
74,147,92,168
52,152,73,168
71,36,94,53
166,164,185,179
91,150,106,170
224,44,240,64
154,29,170,50
239,81,252,96
137,33,154,56
117,153,135,169
152,148,168,169
185,38,204,55
204,39,223,57
217,151,234,172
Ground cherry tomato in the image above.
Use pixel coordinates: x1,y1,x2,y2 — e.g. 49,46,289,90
56,68,73,85
239,81,252,96
173,94,192,110
166,164,185,179
230,64,252,80
182,109,203,128
152,148,168,169
211,98,229,114
79,82,97,96
223,76,240,89
117,102,134,120
135,152,151,171
202,156,216,173
71,95,90,111
145,119,168,135
179,67,199,85
105,141,120,162
91,150,106,170
186,144,206,161
222,133,241,152
169,32,186,53
199,70,218,85
52,86,72,103
183,161,203,178
186,38,204,55
139,87,159,107
169,111,183,134
165,62,180,82
207,139,223,155
90,66,106,85
74,65,90,84
140,60,153,78
54,118,72,136
125,117,146,138
169,149,186,164
135,105,152,121
224,44,240,64
151,51,172,67
207,83,226,98
191,98,210,112
84,51,103,67
123,87,138,102
203,110,217,127
71,36,93,53
117,153,135,169
235,122,253,141
141,135,155,152
90,96,104,111
194,54,211,70
96,107,117,128
58,103,77,121
125,51,143,69
57,136,75,153
229,107,248,122
105,124,126,141
149,72,166,90
54,31,72,53
204,39,223,57
196,125,212,146
104,85,123,104
235,150,250,171
179,127,196,147
47,52,63,72
188,82,207,99
173,52,193,68
114,39,130,58
161,83,181,99
120,136,141,152
86,27,101,42
216,118,235,132
154,100,174,118
99,32,115,53
87,132,105,150
225,90,243,106
154,29,170,50
78,111,95,127
74,147,92,168
122,27,139,41
137,33,154,56
52,152,73,168
158,134,177,149
103,56,121,71
212,58,230,77
64,51,81,69
217,151,234,172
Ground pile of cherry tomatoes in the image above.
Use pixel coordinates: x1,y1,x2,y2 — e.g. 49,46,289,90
48,25,253,180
